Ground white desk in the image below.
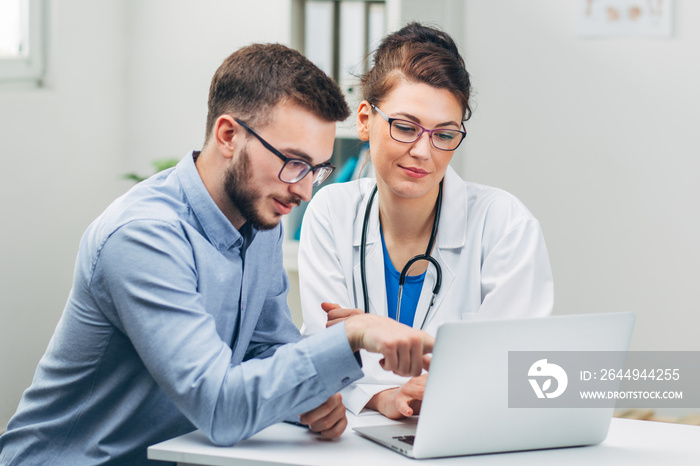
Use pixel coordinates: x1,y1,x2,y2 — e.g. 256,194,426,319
149,413,700,466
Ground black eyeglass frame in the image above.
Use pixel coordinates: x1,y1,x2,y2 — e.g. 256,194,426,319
234,118,336,188
370,104,467,151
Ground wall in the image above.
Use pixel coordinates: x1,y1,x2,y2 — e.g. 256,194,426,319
0,0,291,430
122,0,292,175
460,0,700,352
0,0,130,429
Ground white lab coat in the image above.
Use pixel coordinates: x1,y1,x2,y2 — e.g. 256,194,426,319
298,166,553,414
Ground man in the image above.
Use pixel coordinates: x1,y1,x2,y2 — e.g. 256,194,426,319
0,44,433,465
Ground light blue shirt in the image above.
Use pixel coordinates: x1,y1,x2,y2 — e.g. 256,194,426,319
0,152,363,466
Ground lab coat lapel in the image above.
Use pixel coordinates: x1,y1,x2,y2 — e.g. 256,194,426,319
352,187,387,316
414,166,466,329
415,247,456,329
416,248,455,327
352,241,386,316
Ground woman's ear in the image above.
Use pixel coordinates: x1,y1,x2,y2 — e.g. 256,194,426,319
356,100,371,142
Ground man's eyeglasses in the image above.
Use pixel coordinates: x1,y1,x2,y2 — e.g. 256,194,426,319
234,118,335,188
371,104,466,151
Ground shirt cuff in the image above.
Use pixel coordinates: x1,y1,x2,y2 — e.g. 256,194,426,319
340,383,402,415
305,322,364,395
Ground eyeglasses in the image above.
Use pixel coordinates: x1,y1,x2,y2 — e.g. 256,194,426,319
371,104,466,151
234,118,336,188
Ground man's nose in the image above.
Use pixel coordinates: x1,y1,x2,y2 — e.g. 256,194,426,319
289,172,314,202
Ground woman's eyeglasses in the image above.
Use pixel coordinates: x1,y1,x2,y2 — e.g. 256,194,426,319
371,104,466,151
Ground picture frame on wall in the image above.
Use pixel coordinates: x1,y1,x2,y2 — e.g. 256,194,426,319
577,0,674,37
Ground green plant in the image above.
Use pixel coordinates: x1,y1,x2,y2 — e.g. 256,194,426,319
123,158,180,183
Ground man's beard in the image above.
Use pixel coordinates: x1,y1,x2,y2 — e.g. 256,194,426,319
224,146,301,231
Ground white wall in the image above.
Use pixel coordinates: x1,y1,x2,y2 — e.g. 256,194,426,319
0,0,130,429
122,0,292,176
460,0,700,352
0,0,291,430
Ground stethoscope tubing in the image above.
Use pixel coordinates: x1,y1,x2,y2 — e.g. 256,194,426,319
360,181,444,329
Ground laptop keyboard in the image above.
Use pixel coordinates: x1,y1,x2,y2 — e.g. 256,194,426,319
393,435,415,446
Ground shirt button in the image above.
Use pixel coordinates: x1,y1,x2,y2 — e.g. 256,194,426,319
341,377,351,385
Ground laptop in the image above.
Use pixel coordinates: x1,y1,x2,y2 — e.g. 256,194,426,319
353,312,635,459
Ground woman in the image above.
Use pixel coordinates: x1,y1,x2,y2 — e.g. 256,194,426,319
298,23,553,419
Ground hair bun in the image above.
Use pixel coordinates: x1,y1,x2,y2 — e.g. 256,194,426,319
385,22,460,58
361,22,472,120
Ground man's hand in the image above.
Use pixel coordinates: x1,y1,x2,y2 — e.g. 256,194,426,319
298,393,347,439
344,314,434,377
367,372,428,419
322,302,363,327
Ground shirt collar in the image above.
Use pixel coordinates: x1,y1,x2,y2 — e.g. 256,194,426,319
176,151,257,252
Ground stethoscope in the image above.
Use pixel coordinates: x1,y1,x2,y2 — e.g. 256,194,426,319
360,181,443,330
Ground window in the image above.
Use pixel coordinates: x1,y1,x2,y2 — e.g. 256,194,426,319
0,0,44,83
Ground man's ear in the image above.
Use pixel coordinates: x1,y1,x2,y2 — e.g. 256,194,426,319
213,115,243,159
356,100,371,142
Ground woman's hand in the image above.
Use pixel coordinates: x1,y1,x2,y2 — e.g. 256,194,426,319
322,302,363,327
367,371,429,419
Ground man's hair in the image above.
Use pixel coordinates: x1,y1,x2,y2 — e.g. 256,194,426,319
204,43,350,145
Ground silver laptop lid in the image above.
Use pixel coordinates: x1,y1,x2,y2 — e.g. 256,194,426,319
412,312,635,458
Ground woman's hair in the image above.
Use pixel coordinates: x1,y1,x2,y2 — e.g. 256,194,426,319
361,22,472,121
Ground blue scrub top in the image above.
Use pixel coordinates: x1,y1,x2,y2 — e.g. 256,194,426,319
381,228,426,327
